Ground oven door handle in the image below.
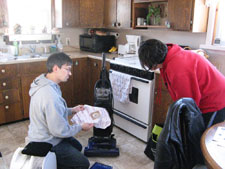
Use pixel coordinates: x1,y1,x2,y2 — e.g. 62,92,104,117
131,77,149,84
109,70,149,83
113,110,148,129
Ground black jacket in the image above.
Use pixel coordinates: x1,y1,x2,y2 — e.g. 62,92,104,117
154,98,205,169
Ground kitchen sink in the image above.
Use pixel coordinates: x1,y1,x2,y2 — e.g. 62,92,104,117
16,53,50,60
0,53,50,62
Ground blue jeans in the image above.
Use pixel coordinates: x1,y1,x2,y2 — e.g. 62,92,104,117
51,137,90,169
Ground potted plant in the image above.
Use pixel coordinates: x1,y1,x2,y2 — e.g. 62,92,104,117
146,5,161,25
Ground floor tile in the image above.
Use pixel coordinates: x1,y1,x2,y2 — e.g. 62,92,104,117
0,120,154,169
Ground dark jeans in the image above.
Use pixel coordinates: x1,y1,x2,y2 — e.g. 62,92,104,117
51,137,90,169
202,107,225,128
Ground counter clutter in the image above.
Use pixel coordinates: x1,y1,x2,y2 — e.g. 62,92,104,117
0,46,118,65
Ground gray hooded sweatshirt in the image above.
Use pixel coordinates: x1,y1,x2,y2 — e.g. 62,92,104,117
26,74,82,146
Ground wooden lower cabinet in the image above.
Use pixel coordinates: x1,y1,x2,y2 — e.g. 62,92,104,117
73,58,89,105
152,73,173,127
87,58,110,105
60,76,74,107
19,61,74,118
20,74,38,118
19,61,47,119
0,64,23,125
0,103,23,123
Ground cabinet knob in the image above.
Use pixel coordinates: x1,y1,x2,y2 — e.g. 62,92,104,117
1,69,5,73
75,61,79,66
93,62,98,67
2,82,6,86
5,105,9,109
117,22,121,27
5,95,9,100
112,22,117,27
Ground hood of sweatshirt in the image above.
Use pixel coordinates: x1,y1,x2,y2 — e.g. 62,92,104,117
29,74,60,97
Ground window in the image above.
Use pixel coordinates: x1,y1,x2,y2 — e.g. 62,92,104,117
202,0,225,49
214,0,225,45
7,0,52,41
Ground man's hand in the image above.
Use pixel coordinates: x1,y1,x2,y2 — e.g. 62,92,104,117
81,123,94,131
72,105,84,114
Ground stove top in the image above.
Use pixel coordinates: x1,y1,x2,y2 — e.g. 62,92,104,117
110,56,143,70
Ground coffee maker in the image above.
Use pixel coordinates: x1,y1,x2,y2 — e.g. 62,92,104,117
118,35,141,57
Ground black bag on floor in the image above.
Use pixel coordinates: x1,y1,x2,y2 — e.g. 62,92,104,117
144,124,163,161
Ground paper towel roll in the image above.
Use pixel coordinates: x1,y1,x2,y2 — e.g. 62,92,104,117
109,32,119,39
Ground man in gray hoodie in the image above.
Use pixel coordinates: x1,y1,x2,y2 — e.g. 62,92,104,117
26,52,93,169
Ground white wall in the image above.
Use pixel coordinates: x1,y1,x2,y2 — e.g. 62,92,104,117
109,28,206,49
59,28,86,48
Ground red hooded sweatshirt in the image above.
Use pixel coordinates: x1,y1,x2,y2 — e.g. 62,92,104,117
160,44,225,114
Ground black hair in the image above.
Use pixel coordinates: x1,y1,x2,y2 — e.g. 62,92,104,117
46,52,72,73
138,39,168,70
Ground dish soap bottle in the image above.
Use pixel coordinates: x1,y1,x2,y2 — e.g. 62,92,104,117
56,35,63,52
13,41,19,56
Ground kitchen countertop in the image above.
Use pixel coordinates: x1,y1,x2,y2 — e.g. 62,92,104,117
0,46,119,65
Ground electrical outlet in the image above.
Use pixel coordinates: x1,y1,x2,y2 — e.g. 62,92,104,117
66,38,70,46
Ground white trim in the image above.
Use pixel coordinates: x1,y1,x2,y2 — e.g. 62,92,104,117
200,44,225,51
205,0,218,45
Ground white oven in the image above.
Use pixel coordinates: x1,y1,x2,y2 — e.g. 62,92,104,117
109,57,155,142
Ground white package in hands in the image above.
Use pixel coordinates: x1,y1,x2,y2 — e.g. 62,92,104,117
71,105,111,129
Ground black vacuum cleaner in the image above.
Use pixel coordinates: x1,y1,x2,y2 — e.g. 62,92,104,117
84,53,119,157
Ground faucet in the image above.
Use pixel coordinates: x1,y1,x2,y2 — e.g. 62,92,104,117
29,45,36,53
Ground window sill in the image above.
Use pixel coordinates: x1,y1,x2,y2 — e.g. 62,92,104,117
200,44,225,52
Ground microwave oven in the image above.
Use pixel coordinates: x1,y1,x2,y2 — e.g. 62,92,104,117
79,34,115,53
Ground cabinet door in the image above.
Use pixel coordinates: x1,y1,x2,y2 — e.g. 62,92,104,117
87,58,110,105
168,0,193,31
104,0,117,28
117,0,132,28
62,0,80,27
79,0,104,28
19,61,47,118
152,73,173,127
73,58,89,105
0,103,23,124
87,58,102,105
60,73,74,107
21,74,37,118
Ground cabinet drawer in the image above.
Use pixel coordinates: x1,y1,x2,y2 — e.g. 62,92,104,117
0,89,20,104
0,77,20,91
18,61,47,75
0,102,23,124
0,64,18,78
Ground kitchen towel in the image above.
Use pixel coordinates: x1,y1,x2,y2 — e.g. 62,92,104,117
109,70,132,103
71,105,111,129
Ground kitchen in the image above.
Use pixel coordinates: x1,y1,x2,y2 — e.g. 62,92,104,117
0,0,225,169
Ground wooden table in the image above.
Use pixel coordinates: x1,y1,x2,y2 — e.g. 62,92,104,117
201,122,225,169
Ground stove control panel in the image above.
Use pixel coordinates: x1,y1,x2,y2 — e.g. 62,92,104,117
110,63,154,80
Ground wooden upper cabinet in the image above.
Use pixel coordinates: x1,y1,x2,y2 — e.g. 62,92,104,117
117,0,132,28
79,0,104,28
104,0,117,28
62,0,80,27
0,0,8,27
168,0,208,32
104,0,132,28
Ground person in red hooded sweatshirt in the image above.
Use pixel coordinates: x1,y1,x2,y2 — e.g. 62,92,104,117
138,39,225,127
